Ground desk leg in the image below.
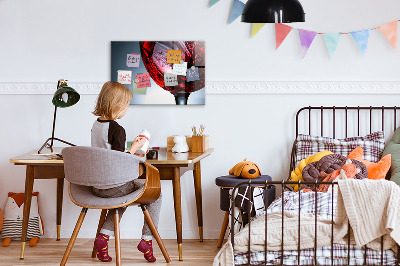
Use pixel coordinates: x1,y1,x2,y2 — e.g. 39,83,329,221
172,167,183,261
193,161,203,242
20,165,34,259
56,178,64,241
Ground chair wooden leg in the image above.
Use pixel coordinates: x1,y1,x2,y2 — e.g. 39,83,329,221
114,210,121,266
141,205,171,263
91,209,108,258
217,211,230,248
60,208,88,266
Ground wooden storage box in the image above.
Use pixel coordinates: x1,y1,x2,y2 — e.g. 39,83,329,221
167,135,192,151
191,135,209,153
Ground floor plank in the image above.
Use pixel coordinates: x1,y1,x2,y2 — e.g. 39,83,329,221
0,239,221,265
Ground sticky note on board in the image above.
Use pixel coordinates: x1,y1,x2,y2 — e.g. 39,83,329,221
186,67,200,82
164,73,178,86
126,53,140,67
172,62,187,76
117,70,132,84
132,82,147,95
136,73,151,88
167,49,182,64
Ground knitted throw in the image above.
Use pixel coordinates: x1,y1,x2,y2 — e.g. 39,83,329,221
335,178,400,251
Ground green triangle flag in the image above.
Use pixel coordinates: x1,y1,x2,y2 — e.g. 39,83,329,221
251,23,266,38
209,0,220,7
323,33,341,58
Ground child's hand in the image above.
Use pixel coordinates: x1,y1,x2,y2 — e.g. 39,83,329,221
134,149,149,157
129,137,147,154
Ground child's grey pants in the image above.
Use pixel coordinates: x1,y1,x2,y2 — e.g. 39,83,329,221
92,179,162,240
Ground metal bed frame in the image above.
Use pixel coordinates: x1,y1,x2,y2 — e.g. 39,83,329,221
230,106,400,266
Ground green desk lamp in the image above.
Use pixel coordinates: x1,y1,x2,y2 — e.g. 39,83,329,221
38,79,80,154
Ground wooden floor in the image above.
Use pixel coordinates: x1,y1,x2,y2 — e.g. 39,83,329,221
0,239,221,265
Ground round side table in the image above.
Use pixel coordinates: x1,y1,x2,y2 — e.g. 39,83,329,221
215,175,275,248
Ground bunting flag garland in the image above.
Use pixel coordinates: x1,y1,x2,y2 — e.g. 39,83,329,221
275,23,293,49
323,33,341,58
209,0,220,7
207,3,400,58
229,0,245,24
251,23,266,38
351,29,370,55
378,21,398,50
298,30,317,58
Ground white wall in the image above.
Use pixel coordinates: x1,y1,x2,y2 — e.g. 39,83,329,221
1,0,400,240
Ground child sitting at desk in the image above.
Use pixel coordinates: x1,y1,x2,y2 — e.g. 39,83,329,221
91,81,162,263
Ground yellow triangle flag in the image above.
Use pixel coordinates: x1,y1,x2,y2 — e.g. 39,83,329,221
251,23,266,38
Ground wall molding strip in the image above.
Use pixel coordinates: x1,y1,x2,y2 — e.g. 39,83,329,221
0,81,399,95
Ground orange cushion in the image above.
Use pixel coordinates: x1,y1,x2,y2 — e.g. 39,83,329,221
347,146,391,180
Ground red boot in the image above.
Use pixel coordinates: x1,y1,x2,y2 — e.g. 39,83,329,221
137,239,156,262
94,233,112,262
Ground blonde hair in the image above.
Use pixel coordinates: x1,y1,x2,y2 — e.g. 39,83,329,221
93,82,133,120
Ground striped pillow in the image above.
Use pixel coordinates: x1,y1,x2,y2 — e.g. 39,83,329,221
294,131,385,166
1,217,41,240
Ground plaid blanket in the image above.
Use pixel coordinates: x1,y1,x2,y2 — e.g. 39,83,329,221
234,191,397,265
266,190,336,220
235,244,397,265
294,131,385,166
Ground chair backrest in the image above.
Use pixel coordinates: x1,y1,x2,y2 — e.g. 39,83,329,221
62,146,145,187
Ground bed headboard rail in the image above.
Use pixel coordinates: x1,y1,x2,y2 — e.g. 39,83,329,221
296,106,399,138
290,106,400,181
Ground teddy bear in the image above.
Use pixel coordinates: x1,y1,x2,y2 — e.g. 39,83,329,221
229,159,261,179
1,192,44,247
172,135,189,153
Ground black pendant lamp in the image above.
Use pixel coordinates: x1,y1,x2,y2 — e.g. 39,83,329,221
242,0,305,23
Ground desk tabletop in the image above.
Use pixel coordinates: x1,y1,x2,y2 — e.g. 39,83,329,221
147,148,213,165
10,147,214,166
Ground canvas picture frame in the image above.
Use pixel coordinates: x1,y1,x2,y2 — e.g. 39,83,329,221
111,41,205,105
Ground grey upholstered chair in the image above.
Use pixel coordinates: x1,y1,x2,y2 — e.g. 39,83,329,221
60,146,171,265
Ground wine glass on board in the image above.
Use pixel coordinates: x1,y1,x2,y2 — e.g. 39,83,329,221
139,41,205,105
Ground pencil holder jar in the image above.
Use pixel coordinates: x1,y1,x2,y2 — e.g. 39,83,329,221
191,135,209,152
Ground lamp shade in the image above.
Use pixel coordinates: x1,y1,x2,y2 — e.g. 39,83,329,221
241,0,305,23
52,84,80,108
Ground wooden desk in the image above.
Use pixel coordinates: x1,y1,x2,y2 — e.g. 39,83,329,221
9,148,64,259
146,148,213,260
10,147,213,261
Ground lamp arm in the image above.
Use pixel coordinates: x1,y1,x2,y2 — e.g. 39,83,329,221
50,105,57,148
50,79,61,148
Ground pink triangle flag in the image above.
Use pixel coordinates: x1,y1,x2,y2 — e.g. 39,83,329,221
275,23,293,49
378,21,398,50
298,29,317,58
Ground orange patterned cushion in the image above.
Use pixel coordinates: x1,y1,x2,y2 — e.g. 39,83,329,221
348,146,391,180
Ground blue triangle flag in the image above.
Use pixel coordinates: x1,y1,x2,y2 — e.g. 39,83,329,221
229,0,245,24
323,33,341,58
209,0,220,7
351,29,371,55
